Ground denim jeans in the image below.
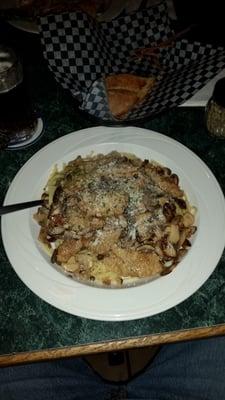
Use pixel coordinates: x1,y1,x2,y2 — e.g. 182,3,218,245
1,336,225,400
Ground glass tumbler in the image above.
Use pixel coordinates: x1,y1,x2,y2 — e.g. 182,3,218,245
205,78,225,138
0,45,38,149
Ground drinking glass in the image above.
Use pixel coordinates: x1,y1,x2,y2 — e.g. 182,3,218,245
0,45,39,149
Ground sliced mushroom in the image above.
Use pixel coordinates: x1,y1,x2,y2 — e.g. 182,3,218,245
162,241,177,258
183,239,192,248
164,224,180,244
163,259,174,268
171,215,183,225
174,197,187,209
177,228,188,248
182,212,195,227
170,173,179,185
163,202,176,222
137,244,154,252
186,225,197,238
175,248,188,263
51,249,58,264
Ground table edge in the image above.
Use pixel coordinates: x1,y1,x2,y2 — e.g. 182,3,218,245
1,324,225,367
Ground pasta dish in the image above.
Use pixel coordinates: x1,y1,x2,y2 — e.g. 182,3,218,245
34,151,197,287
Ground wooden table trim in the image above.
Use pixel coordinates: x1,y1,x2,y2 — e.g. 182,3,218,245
1,324,225,367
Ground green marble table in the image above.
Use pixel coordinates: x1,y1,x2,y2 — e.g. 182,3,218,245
1,21,225,366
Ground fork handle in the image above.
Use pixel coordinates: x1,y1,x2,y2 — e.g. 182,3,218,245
0,200,43,216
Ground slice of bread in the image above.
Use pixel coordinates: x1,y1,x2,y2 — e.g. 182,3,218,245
105,73,156,119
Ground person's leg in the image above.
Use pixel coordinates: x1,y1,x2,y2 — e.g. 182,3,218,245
127,336,225,400
0,357,124,400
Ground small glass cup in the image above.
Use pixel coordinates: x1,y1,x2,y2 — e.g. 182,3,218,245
0,45,39,149
205,78,225,138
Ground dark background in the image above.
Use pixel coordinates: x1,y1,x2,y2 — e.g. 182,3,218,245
173,0,225,46
0,0,225,46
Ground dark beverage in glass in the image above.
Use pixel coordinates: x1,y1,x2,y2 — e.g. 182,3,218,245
0,45,37,148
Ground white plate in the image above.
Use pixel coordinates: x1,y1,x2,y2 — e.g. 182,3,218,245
2,126,225,321
8,19,39,34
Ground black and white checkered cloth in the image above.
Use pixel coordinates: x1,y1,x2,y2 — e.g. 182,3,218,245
38,1,225,122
